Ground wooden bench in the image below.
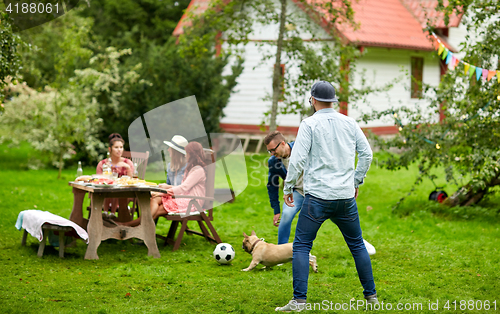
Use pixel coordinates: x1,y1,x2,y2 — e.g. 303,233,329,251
21,224,74,258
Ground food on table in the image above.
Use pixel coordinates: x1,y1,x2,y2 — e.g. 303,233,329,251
92,178,115,185
114,177,157,186
74,176,157,187
75,175,93,182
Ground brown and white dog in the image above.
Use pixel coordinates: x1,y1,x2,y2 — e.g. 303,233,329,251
242,231,318,272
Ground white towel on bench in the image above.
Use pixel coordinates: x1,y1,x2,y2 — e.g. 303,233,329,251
16,210,89,243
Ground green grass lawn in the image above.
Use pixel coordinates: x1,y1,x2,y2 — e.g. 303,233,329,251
0,142,499,313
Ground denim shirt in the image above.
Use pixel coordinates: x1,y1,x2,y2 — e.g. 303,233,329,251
267,142,296,215
284,108,373,200
166,163,187,186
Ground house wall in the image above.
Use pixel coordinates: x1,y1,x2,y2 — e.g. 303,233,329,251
448,22,469,59
222,45,442,130
220,0,330,129
220,42,304,127
350,47,441,128
220,0,445,132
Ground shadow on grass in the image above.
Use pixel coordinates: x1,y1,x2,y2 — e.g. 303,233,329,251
393,196,500,223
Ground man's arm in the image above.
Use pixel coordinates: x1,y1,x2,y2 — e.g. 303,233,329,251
354,124,373,188
267,157,283,216
284,122,312,195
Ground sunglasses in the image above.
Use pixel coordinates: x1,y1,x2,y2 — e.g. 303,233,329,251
267,141,281,154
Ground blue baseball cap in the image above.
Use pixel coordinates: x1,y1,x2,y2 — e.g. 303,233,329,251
311,81,338,102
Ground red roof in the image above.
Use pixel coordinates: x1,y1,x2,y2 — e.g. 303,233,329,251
400,0,463,28
174,0,462,51
173,0,211,36
336,0,435,50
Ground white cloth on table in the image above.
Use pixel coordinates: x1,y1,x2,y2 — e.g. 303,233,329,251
15,210,89,243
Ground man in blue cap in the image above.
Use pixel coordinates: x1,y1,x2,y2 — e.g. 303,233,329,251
276,81,378,311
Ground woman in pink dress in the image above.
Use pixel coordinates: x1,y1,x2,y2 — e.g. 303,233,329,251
118,141,206,227
96,133,134,177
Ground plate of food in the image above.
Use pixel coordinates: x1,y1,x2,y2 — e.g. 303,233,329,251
91,178,116,187
115,177,141,186
75,175,93,183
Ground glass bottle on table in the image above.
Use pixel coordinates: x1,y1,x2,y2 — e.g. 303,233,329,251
133,162,139,179
102,163,106,176
104,152,112,177
102,163,109,176
76,161,83,178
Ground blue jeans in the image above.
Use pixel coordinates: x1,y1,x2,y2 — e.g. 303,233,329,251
278,191,304,245
292,194,376,300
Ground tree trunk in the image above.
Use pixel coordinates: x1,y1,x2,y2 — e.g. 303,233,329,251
269,0,287,132
57,150,64,179
444,176,500,207
338,56,350,115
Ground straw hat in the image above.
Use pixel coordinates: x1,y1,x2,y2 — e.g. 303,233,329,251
164,135,189,155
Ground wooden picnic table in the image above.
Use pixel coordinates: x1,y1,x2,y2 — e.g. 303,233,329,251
68,182,167,260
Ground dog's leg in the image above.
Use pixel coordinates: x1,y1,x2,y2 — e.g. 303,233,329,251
242,259,260,271
309,254,318,273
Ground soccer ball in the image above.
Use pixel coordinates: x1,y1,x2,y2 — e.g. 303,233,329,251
213,243,235,264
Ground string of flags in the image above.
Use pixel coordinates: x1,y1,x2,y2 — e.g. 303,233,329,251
433,33,499,82
389,34,499,149
390,34,499,149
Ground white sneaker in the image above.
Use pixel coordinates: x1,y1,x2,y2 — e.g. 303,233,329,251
363,240,376,255
275,300,305,312
365,294,380,309
309,254,318,273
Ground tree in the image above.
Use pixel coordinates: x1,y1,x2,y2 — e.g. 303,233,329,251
79,0,191,48
109,37,243,137
0,11,22,111
268,0,358,131
362,0,500,207
78,0,243,137
0,47,143,178
16,0,239,156
269,0,287,132
18,9,94,90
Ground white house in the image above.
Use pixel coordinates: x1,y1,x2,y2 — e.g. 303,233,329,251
174,0,466,138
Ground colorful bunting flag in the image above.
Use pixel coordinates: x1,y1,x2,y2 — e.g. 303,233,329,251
482,69,488,81
464,62,470,75
438,44,445,55
446,52,453,65
469,65,476,78
431,33,499,83
476,67,482,81
442,49,449,60
451,56,457,69
487,70,496,81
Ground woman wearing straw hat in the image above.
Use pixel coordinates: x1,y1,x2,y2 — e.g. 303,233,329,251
164,135,189,186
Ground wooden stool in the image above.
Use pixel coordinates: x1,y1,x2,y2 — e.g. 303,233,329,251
21,224,74,258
